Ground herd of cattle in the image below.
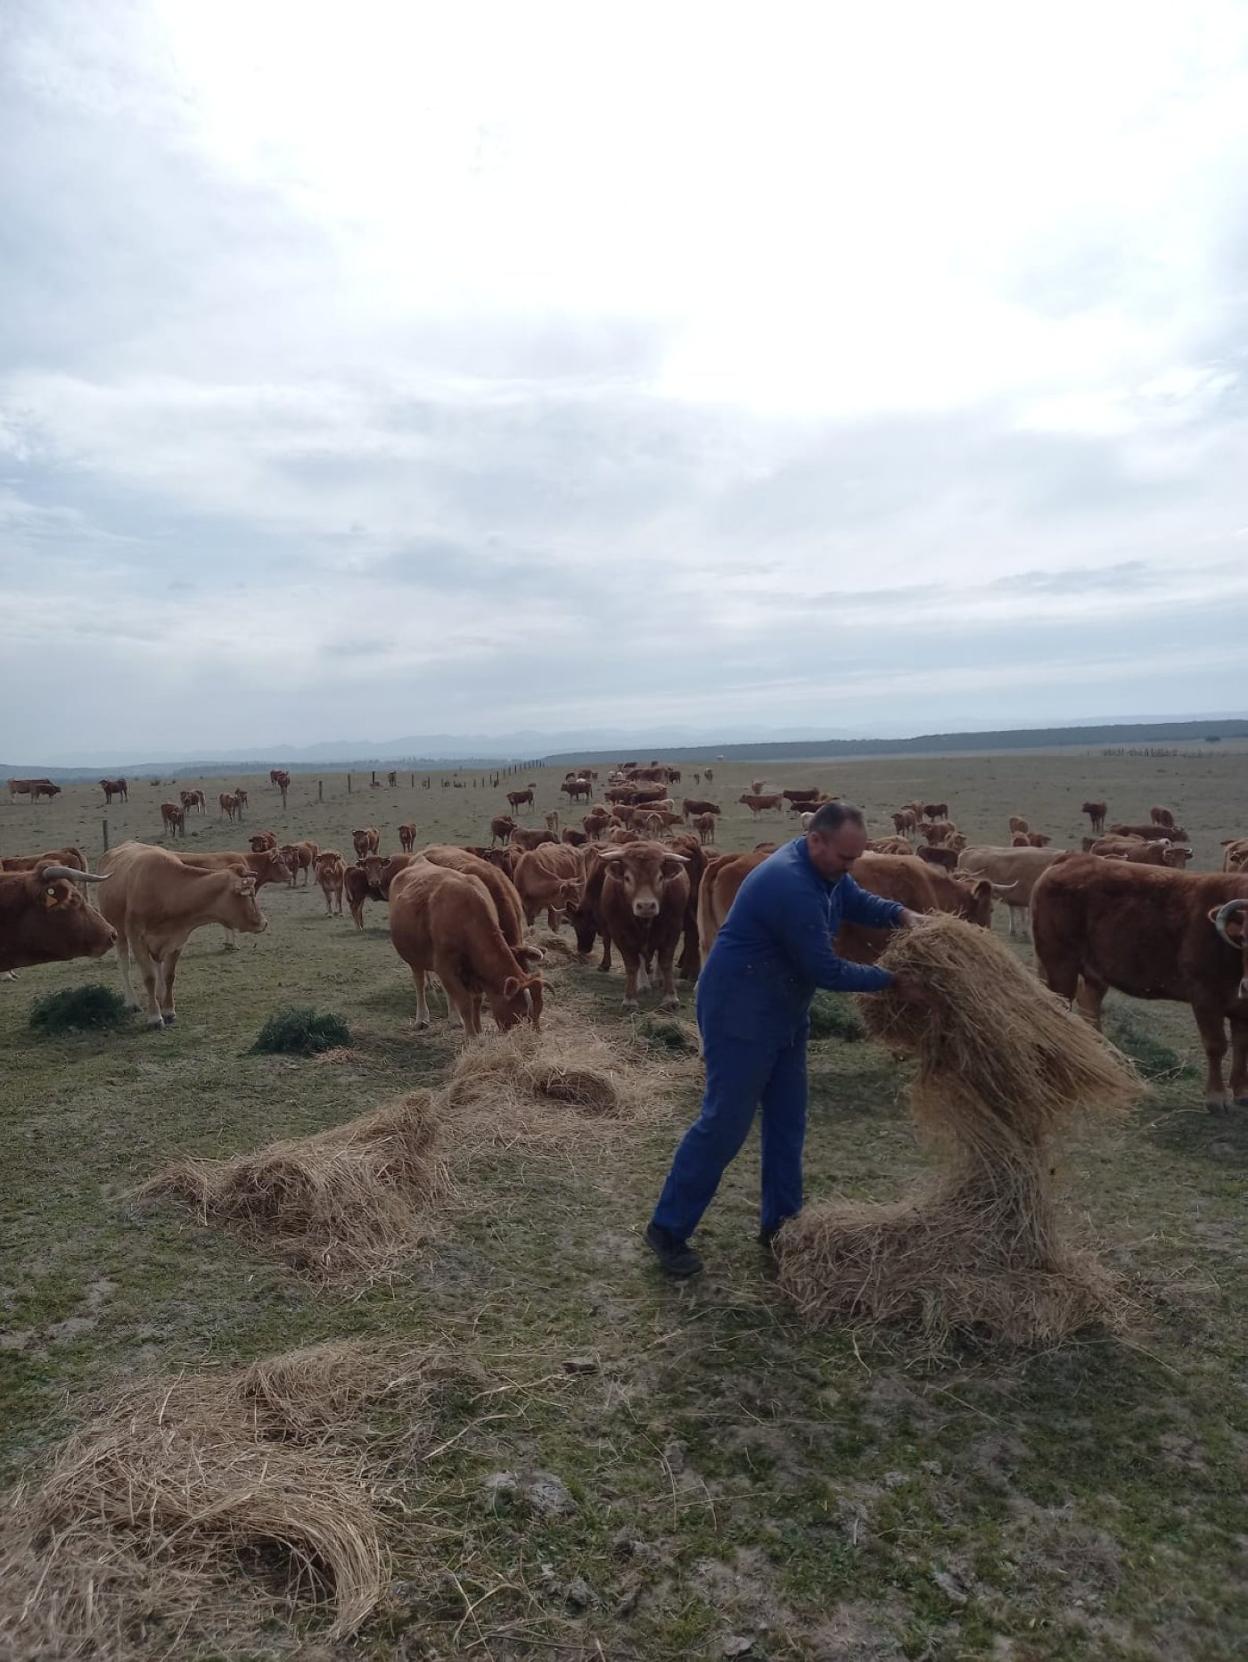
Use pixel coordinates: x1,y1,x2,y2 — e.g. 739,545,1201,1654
3,761,1248,1112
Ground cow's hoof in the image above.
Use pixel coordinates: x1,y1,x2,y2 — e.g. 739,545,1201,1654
162,1012,176,1026
597,963,611,975
1206,1096,1231,1115
622,999,639,1012
147,1015,165,1030
661,996,680,1011
221,943,238,954
413,1018,430,1031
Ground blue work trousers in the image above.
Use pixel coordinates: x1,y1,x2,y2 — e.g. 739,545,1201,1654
651,1024,808,1242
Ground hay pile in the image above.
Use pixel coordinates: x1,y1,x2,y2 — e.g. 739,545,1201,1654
0,1340,458,1659
777,915,1140,1347
142,1093,448,1279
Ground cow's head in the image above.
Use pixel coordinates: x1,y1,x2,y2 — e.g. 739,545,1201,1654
491,970,545,1031
225,874,267,934
1210,899,1248,998
1161,843,1193,869
949,872,995,929
31,865,117,958
598,843,688,917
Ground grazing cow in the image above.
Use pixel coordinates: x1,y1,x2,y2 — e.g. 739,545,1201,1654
562,827,588,846
782,788,821,805
417,846,529,954
923,802,949,820
693,811,717,846
506,788,535,813
1090,837,1192,868
867,837,913,856
0,863,115,973
352,826,381,859
279,840,319,887
1082,801,1108,834
512,843,585,928
1008,816,1029,835
218,792,240,820
388,861,543,1034
8,778,54,800
399,823,417,852
892,809,918,834
917,843,959,871
956,845,1066,937
1150,806,1177,829
597,841,690,1009
99,777,129,804
491,814,517,846
314,852,346,915
179,788,207,815
738,793,784,817
1032,856,1248,1111
270,767,291,797
682,798,721,821
248,830,278,853
1109,822,1188,844
1,846,87,874
562,777,592,802
97,841,266,1027
160,801,185,838
1221,838,1248,873
31,781,62,801
509,827,558,853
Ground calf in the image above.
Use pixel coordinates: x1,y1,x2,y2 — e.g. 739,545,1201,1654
512,843,584,928
1090,837,1192,868
738,792,784,817
692,811,717,846
249,831,278,852
509,827,558,853
1110,822,1188,844
506,788,535,812
218,792,240,820
279,840,319,887
352,826,381,859
1150,806,1176,829
1032,855,1248,1111
0,864,114,973
682,798,721,821
1082,801,1107,834
160,802,185,838
923,802,949,820
1008,816,1029,835
314,850,346,915
491,814,517,846
1221,837,1248,873
388,862,543,1034
597,841,690,1009
917,843,958,871
398,823,417,853
99,777,128,804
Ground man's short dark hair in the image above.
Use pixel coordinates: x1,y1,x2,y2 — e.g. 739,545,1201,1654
808,801,865,836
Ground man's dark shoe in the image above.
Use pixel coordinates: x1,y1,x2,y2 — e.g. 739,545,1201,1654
645,1222,703,1278
757,1226,778,1250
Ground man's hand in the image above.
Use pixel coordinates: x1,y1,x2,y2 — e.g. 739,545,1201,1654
898,908,927,930
890,971,933,1006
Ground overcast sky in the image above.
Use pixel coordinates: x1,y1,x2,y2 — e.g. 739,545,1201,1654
2,0,1246,760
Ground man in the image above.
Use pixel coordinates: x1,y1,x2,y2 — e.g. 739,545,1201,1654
646,800,925,1276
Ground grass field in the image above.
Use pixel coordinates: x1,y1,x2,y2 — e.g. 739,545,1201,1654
2,749,1246,1660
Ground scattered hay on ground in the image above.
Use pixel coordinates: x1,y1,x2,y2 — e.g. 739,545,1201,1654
140,1093,448,1279
0,1340,458,1659
28,983,128,1035
529,928,582,962
777,915,1140,1348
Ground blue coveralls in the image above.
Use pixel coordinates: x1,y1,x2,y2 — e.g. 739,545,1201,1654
651,837,902,1241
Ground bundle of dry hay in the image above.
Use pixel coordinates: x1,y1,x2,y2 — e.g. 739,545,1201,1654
141,1093,449,1279
777,914,1140,1347
0,1340,461,1659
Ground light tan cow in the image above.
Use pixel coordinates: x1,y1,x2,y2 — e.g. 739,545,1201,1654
314,850,346,915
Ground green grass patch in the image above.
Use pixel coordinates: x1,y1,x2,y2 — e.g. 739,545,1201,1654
809,990,865,1043
637,1014,698,1054
1105,1008,1195,1079
251,1005,352,1056
28,983,128,1036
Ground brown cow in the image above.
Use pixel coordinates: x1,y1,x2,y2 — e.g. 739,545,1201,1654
692,811,717,846
248,830,278,852
922,820,957,844
1221,837,1248,873
417,846,529,954
314,851,346,915
218,792,240,820
279,840,319,887
491,814,517,846
917,843,959,871
99,777,129,804
352,826,381,859
398,823,417,853
179,788,207,815
923,802,949,820
1150,806,1177,828
682,798,722,822
562,827,589,846
956,845,1065,937
1109,822,1188,843
597,841,690,1009
31,781,62,801
782,788,821,804
562,777,592,802
1082,801,1107,834
0,864,114,973
509,827,558,853
1,846,87,874
234,788,249,812
1033,856,1248,1110
835,855,996,965
867,837,913,856
738,793,784,817
1008,816,1029,835
177,848,293,891
512,843,585,928
1090,837,1192,868
388,861,543,1034
506,788,535,813
97,842,266,1026
892,809,918,834
582,809,612,840
1012,832,1031,847
160,801,185,838
1026,832,1053,848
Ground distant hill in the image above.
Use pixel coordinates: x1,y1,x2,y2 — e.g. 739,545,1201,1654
5,718,1246,780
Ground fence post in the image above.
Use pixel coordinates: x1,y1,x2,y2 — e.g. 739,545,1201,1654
347,773,352,794
102,818,109,853
371,770,377,786
318,779,323,803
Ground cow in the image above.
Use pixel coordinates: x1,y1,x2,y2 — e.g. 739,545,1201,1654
1150,806,1177,829
544,810,560,834
917,844,959,871
491,814,517,846
160,802,185,838
1090,837,1192,868
1082,801,1108,835
388,861,543,1034
738,793,784,817
352,826,381,859
0,863,115,973
234,788,249,812
782,788,821,805
892,809,918,835
1,846,87,874
177,847,293,891
1109,822,1188,844
248,830,278,852
1012,833,1031,847
1026,832,1052,847
270,767,291,795
343,862,383,929
279,840,319,887
562,827,588,846
97,841,266,1026
923,802,949,820
512,843,585,928
417,846,529,954
1032,855,1248,1111
1008,816,1029,836
682,798,721,821
867,837,913,856
582,809,612,841
179,788,207,815
31,781,62,801
218,792,240,820
399,823,417,853
387,771,398,788
99,777,129,804
509,827,558,853
956,845,1066,937
506,789,535,813
692,811,717,846
596,841,690,1010
922,820,957,845
562,777,592,802
314,851,346,915
1221,838,1248,873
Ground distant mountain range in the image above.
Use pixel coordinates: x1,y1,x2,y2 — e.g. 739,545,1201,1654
5,715,1246,779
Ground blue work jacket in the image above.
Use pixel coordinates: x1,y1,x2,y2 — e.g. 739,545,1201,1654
696,837,903,1043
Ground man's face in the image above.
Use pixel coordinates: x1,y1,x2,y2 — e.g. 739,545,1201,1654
806,821,869,879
